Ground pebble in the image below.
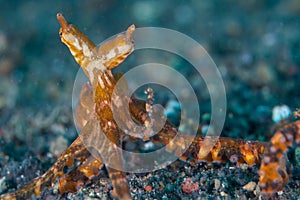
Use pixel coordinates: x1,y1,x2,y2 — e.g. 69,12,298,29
272,105,291,123
253,184,260,196
0,58,15,75
50,136,68,157
220,191,228,196
145,185,152,192
0,177,7,194
50,123,66,135
181,178,199,194
237,62,276,87
214,179,221,190
162,195,168,200
242,181,256,192
88,189,96,198
277,191,283,196
253,62,276,86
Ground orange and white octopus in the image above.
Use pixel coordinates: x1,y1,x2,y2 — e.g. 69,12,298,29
0,13,299,200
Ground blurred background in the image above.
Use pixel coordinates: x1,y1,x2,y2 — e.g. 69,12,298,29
0,0,300,198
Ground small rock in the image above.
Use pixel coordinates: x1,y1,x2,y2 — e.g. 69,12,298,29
88,189,96,198
254,184,261,196
50,123,66,135
0,176,7,194
243,181,256,192
141,141,155,152
272,105,291,123
220,191,228,196
50,136,68,157
0,58,15,75
145,185,152,192
181,178,199,194
214,179,221,190
254,62,276,86
162,195,168,200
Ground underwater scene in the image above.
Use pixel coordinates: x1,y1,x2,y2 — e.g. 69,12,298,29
0,0,300,199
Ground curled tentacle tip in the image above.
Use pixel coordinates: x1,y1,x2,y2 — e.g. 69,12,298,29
57,13,69,30
128,24,136,31
126,24,135,36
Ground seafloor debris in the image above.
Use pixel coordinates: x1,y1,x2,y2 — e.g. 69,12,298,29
181,178,199,194
272,104,291,123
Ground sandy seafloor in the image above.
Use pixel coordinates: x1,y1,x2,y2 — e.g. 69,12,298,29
0,0,300,199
